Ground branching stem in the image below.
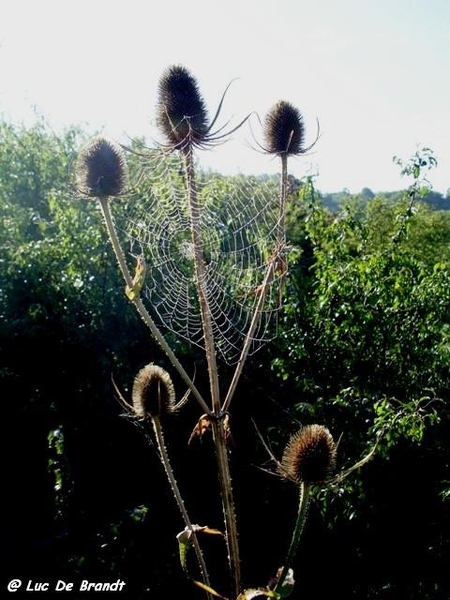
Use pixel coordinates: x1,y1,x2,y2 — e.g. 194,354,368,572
98,196,211,416
181,146,241,598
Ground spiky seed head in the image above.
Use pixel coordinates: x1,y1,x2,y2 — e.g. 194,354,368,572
280,424,337,484
76,136,128,198
264,101,305,156
132,364,176,418
156,65,209,148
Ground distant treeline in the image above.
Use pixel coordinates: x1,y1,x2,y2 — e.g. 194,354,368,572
321,187,450,212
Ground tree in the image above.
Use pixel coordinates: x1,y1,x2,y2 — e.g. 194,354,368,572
360,186,375,199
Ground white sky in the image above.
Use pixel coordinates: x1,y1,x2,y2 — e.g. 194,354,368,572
1,0,449,193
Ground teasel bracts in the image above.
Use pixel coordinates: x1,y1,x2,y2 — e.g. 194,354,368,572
132,364,176,418
264,100,305,156
76,136,128,199
156,65,209,149
280,424,337,483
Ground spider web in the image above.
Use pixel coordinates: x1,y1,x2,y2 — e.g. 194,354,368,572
124,150,286,364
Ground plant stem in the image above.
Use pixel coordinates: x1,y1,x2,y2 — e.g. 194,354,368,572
181,147,241,597
151,415,212,598
222,154,288,413
277,154,288,247
181,147,221,414
211,417,242,598
98,196,211,416
222,256,277,412
98,197,134,290
274,482,311,595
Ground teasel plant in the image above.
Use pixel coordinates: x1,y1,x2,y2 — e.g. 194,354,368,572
238,424,337,600
273,425,337,595
111,364,220,599
154,67,321,596
237,424,379,600
75,71,245,595
75,65,324,599
155,64,253,597
234,424,338,600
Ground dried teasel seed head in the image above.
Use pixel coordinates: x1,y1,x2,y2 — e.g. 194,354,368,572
76,136,128,199
156,64,209,149
132,364,176,418
264,100,305,156
280,424,337,484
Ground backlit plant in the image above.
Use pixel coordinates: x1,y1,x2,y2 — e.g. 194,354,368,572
74,64,372,600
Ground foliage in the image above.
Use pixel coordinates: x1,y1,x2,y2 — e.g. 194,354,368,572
1,120,450,598
271,151,450,597
0,120,174,594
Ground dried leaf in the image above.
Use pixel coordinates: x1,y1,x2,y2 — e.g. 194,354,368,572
188,414,212,445
125,255,146,300
176,525,227,599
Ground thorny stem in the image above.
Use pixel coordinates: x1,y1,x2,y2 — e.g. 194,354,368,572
211,417,241,598
182,145,241,598
182,147,221,414
222,154,288,413
151,415,212,598
98,196,211,416
274,482,311,595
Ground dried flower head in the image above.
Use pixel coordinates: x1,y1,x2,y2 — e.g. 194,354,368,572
156,65,209,149
280,424,337,483
156,64,249,151
76,136,128,198
132,364,176,418
264,101,305,156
